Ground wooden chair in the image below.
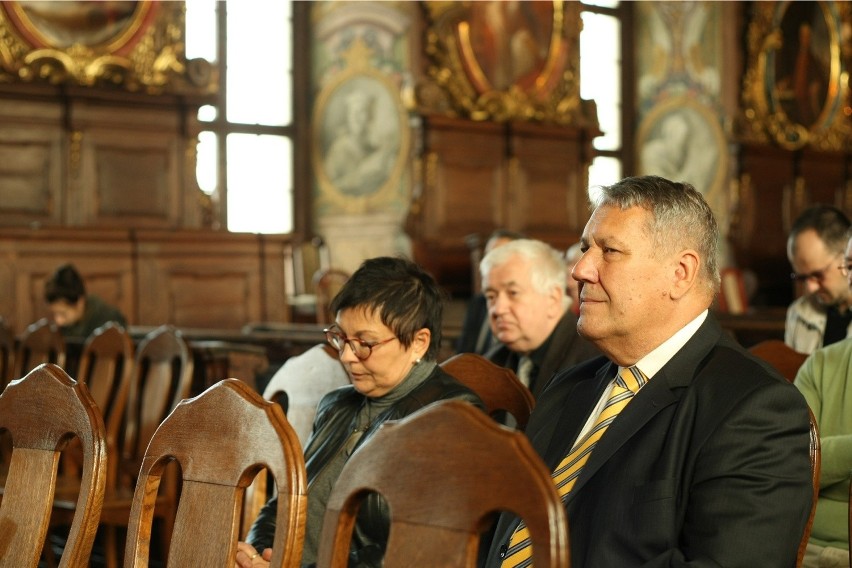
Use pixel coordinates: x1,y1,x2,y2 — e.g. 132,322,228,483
124,378,308,567
0,363,107,567
52,322,135,490
799,408,820,568
97,324,194,568
315,400,569,567
14,318,66,380
440,352,535,429
284,236,330,322
77,322,135,452
748,339,809,382
312,268,350,325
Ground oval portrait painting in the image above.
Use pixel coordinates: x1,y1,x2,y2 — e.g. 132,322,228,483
3,1,148,52
318,75,403,198
771,1,835,129
456,0,561,94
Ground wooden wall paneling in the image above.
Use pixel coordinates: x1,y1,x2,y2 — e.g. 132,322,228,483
0,99,64,226
735,145,794,306
410,116,598,298
798,150,848,210
411,116,507,297
0,228,135,331
258,234,293,324
421,116,506,240
134,230,267,329
735,144,852,307
71,103,182,228
510,122,590,248
0,228,294,334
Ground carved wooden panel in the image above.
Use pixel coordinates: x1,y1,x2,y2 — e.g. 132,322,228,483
510,123,589,247
0,228,134,329
417,117,505,241
0,228,293,334
135,231,266,329
732,142,851,306
72,104,181,227
0,99,63,225
409,115,596,296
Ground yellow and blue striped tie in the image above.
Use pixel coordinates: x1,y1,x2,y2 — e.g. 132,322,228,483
499,366,647,568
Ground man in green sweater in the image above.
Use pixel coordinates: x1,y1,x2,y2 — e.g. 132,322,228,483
44,263,127,338
794,228,852,568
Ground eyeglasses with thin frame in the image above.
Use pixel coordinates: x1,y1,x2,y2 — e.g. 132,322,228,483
790,256,841,284
324,328,397,360
838,261,852,277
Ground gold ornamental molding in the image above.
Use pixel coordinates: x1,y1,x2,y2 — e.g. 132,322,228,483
740,1,852,150
0,2,212,94
419,0,595,127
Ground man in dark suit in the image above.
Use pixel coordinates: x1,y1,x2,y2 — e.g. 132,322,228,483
483,175,813,567
480,238,599,398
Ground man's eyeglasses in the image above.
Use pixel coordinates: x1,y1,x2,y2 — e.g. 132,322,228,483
838,262,852,277
790,257,841,283
324,328,397,360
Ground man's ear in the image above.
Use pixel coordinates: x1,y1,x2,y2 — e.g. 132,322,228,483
671,249,700,300
547,285,564,318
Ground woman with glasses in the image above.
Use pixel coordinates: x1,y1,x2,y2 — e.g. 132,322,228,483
237,256,484,568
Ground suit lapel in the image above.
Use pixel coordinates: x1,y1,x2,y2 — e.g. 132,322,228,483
538,362,614,470
563,315,724,502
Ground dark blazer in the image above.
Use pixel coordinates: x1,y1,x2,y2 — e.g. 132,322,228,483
485,310,600,398
483,314,813,567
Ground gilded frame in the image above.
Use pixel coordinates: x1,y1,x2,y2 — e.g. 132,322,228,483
421,1,588,125
741,0,851,150
0,1,193,93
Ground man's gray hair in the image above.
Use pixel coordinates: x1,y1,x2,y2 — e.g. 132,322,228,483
480,238,566,297
592,175,720,294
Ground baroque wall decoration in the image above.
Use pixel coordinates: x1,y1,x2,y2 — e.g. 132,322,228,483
635,2,731,235
312,38,411,215
0,1,213,94
741,0,852,150
419,0,596,126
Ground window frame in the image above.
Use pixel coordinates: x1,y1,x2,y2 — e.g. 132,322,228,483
200,1,311,236
579,1,634,177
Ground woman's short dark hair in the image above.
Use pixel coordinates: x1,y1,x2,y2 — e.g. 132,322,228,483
44,264,86,304
329,257,445,360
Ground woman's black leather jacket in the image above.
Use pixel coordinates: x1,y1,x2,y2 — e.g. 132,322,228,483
246,365,484,566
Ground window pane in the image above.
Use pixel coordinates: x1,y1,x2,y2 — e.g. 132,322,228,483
198,104,217,123
581,0,620,8
185,0,217,62
226,1,292,125
587,156,622,202
580,12,621,150
196,131,218,195
226,134,293,234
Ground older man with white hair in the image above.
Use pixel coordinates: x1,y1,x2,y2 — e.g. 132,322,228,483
480,238,599,397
